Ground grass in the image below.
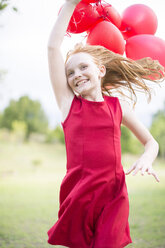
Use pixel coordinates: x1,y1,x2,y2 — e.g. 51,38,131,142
0,141,165,248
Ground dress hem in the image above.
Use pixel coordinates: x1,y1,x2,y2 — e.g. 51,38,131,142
47,239,133,248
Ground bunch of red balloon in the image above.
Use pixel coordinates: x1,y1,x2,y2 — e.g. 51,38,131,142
59,0,165,69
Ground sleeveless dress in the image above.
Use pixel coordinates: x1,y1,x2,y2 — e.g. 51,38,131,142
47,94,132,248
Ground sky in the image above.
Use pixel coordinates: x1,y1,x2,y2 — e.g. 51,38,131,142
0,0,165,128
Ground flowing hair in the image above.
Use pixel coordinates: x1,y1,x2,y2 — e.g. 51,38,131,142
65,42,165,107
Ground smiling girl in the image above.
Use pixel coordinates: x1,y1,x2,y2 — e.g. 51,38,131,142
46,1,164,247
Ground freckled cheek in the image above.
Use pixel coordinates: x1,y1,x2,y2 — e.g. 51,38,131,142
67,78,74,88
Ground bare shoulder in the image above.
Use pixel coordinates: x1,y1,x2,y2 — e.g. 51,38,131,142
118,98,132,114
118,98,134,124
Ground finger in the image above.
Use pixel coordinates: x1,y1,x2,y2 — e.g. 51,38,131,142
148,168,160,182
125,164,136,175
151,170,160,183
147,167,152,175
132,165,141,176
141,166,147,176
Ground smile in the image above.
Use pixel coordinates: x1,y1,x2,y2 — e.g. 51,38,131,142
76,79,89,87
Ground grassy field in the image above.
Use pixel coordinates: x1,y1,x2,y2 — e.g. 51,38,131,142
0,141,165,248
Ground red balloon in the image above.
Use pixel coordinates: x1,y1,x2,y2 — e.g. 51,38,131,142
82,0,100,3
125,34,165,69
86,21,125,55
96,3,121,29
120,4,158,40
59,2,99,34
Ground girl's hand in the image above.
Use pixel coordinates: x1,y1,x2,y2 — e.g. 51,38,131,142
65,0,82,6
125,156,160,182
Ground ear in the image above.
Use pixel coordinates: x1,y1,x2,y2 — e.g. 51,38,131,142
99,65,106,78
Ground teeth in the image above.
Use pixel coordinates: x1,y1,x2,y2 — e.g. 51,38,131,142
76,79,88,86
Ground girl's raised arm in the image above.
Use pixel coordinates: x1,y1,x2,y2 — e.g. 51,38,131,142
47,0,81,110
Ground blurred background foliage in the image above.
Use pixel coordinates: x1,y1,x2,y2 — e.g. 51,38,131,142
0,94,165,158
0,0,18,13
0,96,49,140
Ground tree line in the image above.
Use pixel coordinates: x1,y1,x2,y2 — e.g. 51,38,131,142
0,95,165,158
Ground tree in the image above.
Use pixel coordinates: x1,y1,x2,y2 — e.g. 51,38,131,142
121,125,143,154
0,0,18,13
121,125,132,153
0,96,49,140
46,125,65,144
150,105,165,158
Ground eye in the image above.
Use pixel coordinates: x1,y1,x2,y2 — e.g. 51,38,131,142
68,71,74,77
81,65,88,70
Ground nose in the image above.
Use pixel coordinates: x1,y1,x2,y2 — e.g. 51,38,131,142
74,69,82,80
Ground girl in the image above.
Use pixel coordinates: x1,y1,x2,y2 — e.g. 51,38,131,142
47,0,165,247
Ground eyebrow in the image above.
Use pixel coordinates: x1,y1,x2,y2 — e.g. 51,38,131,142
66,62,88,72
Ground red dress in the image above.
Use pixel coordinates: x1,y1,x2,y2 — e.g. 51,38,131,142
47,94,132,248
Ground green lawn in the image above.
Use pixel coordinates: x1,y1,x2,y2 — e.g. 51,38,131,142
0,141,165,248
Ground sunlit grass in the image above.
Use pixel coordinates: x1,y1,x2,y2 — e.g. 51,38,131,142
0,141,165,248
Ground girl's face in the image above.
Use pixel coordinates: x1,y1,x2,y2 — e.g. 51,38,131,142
65,52,106,96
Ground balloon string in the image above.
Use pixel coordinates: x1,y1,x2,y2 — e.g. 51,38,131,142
81,33,88,40
65,32,71,37
94,0,112,22
69,7,86,33
100,2,112,21
121,27,131,33
66,0,112,36
95,0,102,6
